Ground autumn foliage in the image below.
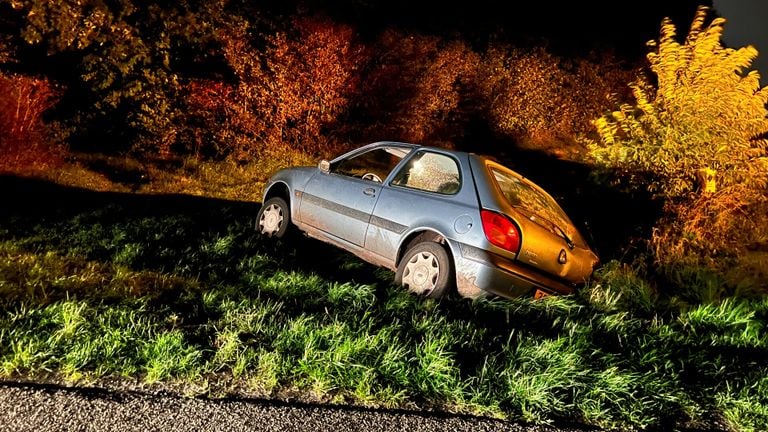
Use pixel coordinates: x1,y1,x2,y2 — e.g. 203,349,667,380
479,46,633,154
354,32,480,147
589,7,768,198
0,73,62,171
588,6,768,290
1,1,635,162
186,15,366,160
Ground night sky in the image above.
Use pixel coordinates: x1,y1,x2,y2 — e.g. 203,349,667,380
714,0,768,82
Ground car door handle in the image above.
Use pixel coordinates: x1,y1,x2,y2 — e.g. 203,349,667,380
363,188,376,196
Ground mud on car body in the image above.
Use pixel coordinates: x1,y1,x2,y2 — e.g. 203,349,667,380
257,141,599,299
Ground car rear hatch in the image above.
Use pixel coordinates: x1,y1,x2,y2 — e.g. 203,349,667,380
473,157,599,284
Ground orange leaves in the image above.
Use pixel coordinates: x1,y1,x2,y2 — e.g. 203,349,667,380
266,16,366,150
191,15,366,159
0,73,63,171
184,13,628,160
479,46,633,152
0,74,55,137
6,3,637,162
359,32,479,146
184,79,237,157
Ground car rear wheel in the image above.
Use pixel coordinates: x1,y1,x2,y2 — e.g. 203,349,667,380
257,197,290,238
395,242,451,298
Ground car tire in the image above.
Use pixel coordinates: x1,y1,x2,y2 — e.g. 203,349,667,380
256,197,290,238
395,242,452,298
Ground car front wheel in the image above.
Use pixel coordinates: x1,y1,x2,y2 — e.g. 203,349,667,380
257,197,290,238
395,242,451,298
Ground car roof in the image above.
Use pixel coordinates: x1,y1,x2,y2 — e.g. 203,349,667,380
366,141,477,159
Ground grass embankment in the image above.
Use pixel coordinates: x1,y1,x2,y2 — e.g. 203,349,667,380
0,166,767,432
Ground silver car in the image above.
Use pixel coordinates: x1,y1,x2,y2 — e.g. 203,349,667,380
257,141,599,299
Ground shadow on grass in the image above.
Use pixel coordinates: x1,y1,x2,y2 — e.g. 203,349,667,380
0,161,664,316
0,174,394,300
0,165,660,303
78,157,151,190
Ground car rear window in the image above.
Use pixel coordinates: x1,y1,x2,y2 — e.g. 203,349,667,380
490,167,574,237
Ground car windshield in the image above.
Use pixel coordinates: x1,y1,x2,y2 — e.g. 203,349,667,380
490,166,582,246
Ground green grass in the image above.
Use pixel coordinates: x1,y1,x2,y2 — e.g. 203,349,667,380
1,177,767,431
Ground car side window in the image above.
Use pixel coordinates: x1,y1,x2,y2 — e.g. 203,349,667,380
332,146,409,182
391,151,461,195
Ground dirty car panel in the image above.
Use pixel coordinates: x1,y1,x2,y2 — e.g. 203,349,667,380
259,141,599,299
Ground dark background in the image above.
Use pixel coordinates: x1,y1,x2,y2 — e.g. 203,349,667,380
280,0,713,56
715,0,768,82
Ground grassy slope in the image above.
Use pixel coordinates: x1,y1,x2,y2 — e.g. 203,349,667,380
1,157,767,431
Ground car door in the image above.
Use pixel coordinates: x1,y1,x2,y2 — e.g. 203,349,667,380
298,145,411,246
365,150,467,261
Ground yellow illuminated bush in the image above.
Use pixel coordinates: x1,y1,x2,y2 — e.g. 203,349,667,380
588,7,768,293
589,6,768,198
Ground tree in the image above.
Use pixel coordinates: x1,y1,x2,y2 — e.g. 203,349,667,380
13,0,215,154
187,14,366,159
358,31,479,147
588,6,768,198
0,72,61,170
588,6,768,290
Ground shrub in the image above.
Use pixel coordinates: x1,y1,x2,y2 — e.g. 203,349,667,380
480,46,569,144
0,73,62,171
588,6,768,198
195,14,367,160
587,6,768,294
14,0,212,156
652,188,768,296
356,31,480,147
183,78,238,158
478,45,631,155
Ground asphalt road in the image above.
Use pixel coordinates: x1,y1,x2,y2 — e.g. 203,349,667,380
0,382,589,432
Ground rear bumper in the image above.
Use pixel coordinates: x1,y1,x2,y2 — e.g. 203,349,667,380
455,243,577,299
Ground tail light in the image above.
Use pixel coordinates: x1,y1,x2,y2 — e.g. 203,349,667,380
481,210,521,254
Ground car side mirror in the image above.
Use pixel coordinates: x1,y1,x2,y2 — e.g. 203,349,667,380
318,160,330,174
